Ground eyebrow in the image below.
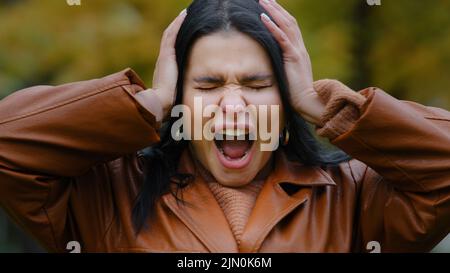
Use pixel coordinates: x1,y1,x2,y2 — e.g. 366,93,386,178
193,74,273,85
239,74,273,84
193,76,225,84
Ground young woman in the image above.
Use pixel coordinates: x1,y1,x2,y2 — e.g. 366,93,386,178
0,0,449,253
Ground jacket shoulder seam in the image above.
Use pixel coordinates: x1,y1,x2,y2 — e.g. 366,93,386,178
0,79,130,126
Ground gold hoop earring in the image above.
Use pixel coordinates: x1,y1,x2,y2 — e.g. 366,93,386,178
283,127,290,146
175,127,182,141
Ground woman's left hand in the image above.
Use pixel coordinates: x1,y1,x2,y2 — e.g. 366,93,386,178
260,0,326,126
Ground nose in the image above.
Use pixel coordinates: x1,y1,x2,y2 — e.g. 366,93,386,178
219,85,247,116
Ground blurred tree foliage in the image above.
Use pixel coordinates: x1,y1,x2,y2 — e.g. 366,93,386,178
0,0,449,252
0,0,450,108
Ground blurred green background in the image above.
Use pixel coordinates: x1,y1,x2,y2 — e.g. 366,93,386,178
0,0,449,252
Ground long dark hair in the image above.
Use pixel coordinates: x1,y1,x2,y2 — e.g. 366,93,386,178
132,0,349,232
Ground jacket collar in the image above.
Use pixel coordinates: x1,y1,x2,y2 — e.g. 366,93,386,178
267,149,336,187
162,150,238,252
239,150,335,252
162,148,336,252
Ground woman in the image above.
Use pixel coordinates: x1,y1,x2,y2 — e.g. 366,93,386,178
0,0,449,253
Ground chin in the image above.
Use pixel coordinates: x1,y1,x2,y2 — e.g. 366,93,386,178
213,169,256,188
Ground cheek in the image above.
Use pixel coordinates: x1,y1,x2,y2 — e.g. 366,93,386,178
246,90,285,128
182,88,220,109
181,89,220,140
181,88,285,138
246,88,283,106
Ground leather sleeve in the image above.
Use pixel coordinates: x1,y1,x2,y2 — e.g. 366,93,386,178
0,68,161,251
315,80,450,252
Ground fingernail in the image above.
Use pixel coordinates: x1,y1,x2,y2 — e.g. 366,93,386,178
262,0,271,5
261,13,271,22
179,8,187,16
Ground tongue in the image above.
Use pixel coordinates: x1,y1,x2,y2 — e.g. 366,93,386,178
221,140,251,159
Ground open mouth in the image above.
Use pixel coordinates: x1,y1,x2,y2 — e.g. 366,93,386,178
213,129,256,169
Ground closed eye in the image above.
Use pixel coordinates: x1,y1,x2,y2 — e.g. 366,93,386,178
196,86,220,91
193,76,224,91
246,84,273,90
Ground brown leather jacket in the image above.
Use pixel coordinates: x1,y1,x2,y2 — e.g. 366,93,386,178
0,69,449,252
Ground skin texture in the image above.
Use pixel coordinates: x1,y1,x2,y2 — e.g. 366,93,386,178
182,31,285,187
135,0,328,186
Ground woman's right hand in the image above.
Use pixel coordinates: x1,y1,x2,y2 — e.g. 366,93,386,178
136,9,187,119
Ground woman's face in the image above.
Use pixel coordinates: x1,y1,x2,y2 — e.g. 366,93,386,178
182,30,285,187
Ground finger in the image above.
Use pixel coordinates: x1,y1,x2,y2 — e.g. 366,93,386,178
271,1,300,29
160,9,187,55
261,13,298,60
259,0,300,45
161,9,187,49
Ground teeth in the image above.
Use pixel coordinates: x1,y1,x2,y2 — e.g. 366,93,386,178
215,128,250,140
221,128,247,137
219,147,249,160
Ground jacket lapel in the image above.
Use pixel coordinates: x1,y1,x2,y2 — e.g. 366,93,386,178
163,149,335,253
162,150,238,253
239,151,336,252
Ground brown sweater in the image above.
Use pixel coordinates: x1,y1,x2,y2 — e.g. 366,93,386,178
196,80,367,246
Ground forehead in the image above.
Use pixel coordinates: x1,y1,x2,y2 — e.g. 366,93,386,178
186,31,273,77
